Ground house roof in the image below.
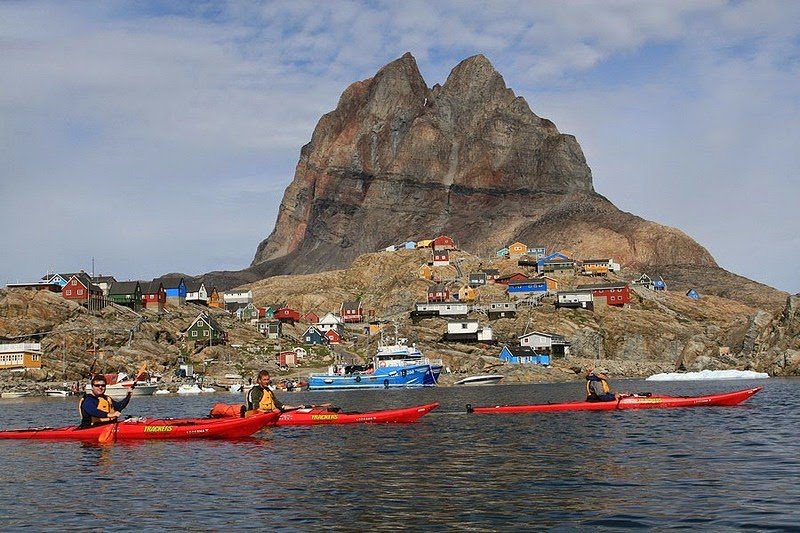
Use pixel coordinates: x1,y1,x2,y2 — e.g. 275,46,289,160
139,281,163,294
501,345,541,357
185,280,205,292
428,283,448,293
189,312,223,332
577,282,628,290
158,277,185,289
108,281,140,296
91,275,117,284
518,331,568,344
341,301,362,312
583,259,610,264
483,269,500,275
63,273,103,292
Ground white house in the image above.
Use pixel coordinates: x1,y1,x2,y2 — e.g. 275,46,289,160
444,320,494,343
316,312,344,334
556,291,594,310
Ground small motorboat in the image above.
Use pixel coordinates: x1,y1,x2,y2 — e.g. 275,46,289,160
454,374,504,386
45,389,73,397
0,391,30,399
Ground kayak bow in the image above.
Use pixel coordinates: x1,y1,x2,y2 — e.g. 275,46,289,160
467,387,762,414
0,411,280,440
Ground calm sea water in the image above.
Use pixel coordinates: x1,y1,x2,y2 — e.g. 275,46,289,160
0,378,797,530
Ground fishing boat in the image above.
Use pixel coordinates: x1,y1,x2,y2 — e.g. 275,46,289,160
308,326,442,390
466,387,762,414
454,374,504,386
0,411,280,441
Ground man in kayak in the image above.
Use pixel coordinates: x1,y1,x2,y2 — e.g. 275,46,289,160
246,370,300,413
79,375,132,427
585,369,620,402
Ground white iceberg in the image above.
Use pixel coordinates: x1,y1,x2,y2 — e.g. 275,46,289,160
646,369,770,381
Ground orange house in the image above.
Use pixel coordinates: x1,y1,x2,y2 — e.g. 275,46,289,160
207,287,223,309
0,343,42,370
543,276,559,291
457,285,477,302
508,242,528,258
419,264,433,280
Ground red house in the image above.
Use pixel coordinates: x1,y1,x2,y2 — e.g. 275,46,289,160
495,273,529,285
340,301,363,323
427,283,450,302
303,311,319,324
274,307,301,324
61,274,104,311
577,282,631,307
431,235,456,251
432,249,450,266
276,351,298,367
324,329,341,345
140,281,166,312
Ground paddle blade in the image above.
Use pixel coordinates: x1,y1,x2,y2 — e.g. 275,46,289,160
98,423,117,444
131,362,148,389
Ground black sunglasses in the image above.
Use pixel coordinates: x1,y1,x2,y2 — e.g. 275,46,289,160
92,383,106,388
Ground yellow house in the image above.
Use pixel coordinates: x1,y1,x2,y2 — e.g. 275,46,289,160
207,287,224,308
0,343,42,370
508,242,528,257
457,285,476,302
416,239,433,249
543,276,559,291
419,264,433,280
582,259,610,276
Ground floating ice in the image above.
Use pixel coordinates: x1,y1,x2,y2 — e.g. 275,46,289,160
646,369,770,381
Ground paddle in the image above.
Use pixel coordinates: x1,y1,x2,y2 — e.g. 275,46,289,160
97,363,146,444
129,362,148,391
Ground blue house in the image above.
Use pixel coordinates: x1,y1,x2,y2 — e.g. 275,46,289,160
536,252,570,271
160,277,187,305
302,325,327,345
686,288,700,300
496,247,509,257
653,277,667,291
403,241,416,249
507,279,548,296
499,345,551,365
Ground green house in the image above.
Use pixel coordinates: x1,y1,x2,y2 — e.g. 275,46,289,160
108,281,142,311
186,312,226,344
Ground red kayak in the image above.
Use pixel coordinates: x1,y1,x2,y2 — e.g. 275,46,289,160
467,387,762,414
0,411,280,441
276,402,439,426
208,401,440,425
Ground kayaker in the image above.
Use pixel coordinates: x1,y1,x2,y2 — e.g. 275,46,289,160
79,375,132,427
246,370,299,413
585,369,620,402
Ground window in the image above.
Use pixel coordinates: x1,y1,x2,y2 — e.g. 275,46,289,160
65,290,72,296
77,289,83,295
462,323,468,329
203,330,209,337
191,331,197,337
72,280,77,286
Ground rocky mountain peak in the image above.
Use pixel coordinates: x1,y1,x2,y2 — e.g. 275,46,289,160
240,52,716,281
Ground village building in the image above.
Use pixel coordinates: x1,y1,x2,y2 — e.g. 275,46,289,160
207,287,223,308
508,242,528,258
302,325,327,345
324,329,342,345
303,311,320,324
316,312,344,334
495,273,529,285
159,277,187,306
444,320,494,343
527,246,547,259
633,274,667,291
61,274,105,311
185,312,226,345
411,301,469,319
185,281,208,305
468,272,487,287
416,239,433,248
5,281,61,292
41,272,71,287
687,288,701,300
223,289,253,313
276,351,298,368
540,257,577,275
542,276,559,291
556,290,594,310
427,283,450,303
0,342,42,370
257,320,282,339
536,252,571,272
517,256,539,268
402,241,416,249
419,264,433,280
106,281,141,312
237,302,260,323
507,279,548,298
483,269,500,282
293,347,307,359
496,247,509,258
577,282,631,307
274,307,301,324
140,281,166,312
518,331,571,357
340,301,363,323
485,301,517,319
91,275,117,296
456,285,477,302
499,345,551,365
431,235,456,251
432,249,450,266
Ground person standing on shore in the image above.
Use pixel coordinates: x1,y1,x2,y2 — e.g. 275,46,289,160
79,374,132,427
246,370,299,413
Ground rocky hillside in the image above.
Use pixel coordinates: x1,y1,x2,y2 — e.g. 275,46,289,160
225,52,715,288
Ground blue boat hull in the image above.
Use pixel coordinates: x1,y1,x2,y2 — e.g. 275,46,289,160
308,364,437,390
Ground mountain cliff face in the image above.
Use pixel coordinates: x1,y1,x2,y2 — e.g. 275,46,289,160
250,52,716,275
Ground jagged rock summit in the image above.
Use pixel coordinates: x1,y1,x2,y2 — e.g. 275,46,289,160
248,52,715,278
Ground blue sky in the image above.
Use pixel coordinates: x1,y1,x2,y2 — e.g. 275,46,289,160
1,1,798,294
